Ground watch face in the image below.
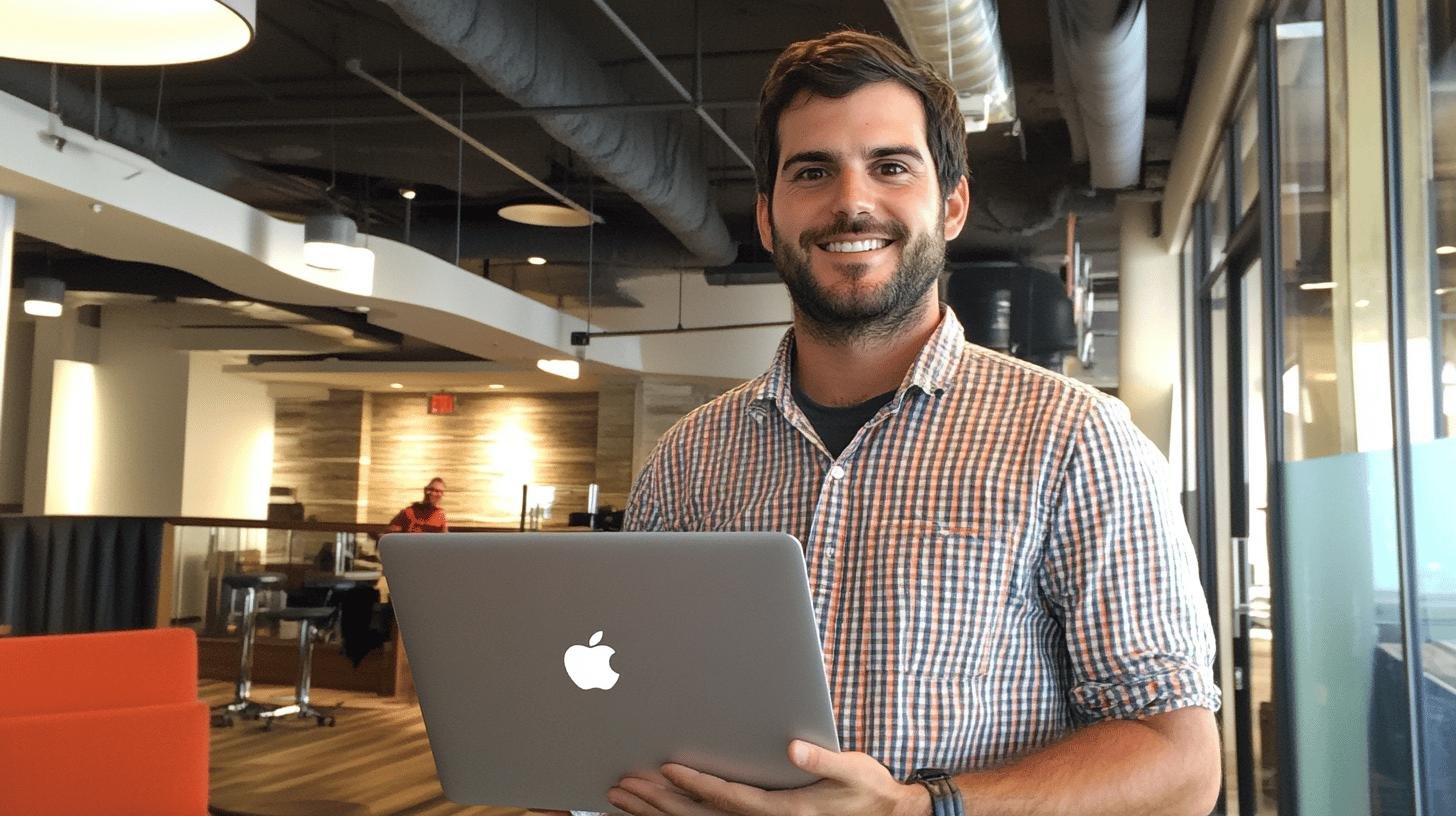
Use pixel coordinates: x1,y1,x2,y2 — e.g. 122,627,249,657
913,767,951,783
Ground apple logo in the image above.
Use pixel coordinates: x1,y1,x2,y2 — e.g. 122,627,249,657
563,630,620,690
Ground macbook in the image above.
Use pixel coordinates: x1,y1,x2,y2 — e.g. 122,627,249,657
379,531,839,813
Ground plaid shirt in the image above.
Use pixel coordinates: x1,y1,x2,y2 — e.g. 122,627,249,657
625,307,1219,778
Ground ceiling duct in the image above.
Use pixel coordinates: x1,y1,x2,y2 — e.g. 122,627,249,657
379,0,737,267
883,0,1017,131
1049,0,1148,189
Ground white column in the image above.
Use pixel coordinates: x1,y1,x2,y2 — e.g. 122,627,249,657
1117,194,1181,458
0,195,14,467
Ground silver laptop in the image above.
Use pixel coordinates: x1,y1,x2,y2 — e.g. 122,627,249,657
379,531,840,813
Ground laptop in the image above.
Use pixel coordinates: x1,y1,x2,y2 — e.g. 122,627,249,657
379,531,840,813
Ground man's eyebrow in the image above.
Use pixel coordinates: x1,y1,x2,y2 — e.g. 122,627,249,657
869,145,925,161
781,149,837,170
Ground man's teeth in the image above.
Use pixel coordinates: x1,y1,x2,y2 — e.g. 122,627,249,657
823,238,890,253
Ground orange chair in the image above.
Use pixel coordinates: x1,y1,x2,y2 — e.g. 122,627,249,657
0,628,209,816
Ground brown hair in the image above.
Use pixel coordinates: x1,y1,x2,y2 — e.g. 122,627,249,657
755,30,968,203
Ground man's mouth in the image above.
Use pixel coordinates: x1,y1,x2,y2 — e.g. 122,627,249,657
817,238,894,254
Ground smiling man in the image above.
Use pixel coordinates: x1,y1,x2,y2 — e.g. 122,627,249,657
558,30,1221,816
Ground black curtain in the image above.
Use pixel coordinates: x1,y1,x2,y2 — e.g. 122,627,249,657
0,517,164,635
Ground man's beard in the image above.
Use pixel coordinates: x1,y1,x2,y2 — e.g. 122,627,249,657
771,210,946,345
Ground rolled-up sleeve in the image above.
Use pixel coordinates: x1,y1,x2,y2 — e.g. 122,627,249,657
1042,398,1221,724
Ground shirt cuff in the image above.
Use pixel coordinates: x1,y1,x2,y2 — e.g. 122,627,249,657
1070,667,1222,723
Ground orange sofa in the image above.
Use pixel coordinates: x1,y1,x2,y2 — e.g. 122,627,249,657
0,627,209,815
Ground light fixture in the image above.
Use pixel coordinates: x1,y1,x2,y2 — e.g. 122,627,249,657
399,188,417,200
537,359,581,380
1355,299,1372,308
498,203,593,228
0,0,256,66
389,382,404,390
488,383,506,390
1435,287,1455,296
527,256,547,266
303,213,371,271
1438,245,1456,256
1299,282,1337,291
23,277,65,318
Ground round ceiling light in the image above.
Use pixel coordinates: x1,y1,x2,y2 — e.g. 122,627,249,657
0,0,257,66
498,203,593,228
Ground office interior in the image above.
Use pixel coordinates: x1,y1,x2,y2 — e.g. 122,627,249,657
0,0,1452,814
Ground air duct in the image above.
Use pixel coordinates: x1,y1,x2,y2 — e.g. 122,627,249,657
379,0,737,267
1049,0,1148,189
884,0,1017,131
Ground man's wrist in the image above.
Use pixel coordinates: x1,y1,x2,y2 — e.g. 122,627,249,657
894,780,933,816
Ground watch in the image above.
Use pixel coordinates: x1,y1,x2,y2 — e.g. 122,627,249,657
908,767,964,816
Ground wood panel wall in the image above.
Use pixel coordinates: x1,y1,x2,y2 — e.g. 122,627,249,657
271,391,365,522
367,392,599,527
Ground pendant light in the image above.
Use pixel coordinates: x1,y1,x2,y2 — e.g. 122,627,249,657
0,0,257,66
22,277,65,318
303,212,370,271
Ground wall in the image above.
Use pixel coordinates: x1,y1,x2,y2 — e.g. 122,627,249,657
270,390,366,522
594,379,637,511
367,391,599,527
1117,196,1180,457
180,352,273,519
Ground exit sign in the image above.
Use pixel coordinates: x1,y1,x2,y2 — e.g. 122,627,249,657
427,392,455,415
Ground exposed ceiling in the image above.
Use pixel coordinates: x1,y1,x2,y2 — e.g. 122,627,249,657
2,0,1208,383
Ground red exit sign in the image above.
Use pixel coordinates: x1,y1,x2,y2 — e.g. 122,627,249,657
427,392,455,415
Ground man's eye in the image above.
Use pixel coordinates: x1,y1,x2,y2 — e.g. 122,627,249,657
877,162,908,175
794,167,828,181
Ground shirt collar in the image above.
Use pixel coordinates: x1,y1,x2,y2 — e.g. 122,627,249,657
746,305,967,415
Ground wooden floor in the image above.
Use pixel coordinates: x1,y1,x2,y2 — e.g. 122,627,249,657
202,680,534,816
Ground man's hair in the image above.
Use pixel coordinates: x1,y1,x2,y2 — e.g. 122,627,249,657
754,30,968,203
427,477,445,488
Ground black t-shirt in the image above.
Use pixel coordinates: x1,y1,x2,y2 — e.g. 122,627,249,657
791,376,896,459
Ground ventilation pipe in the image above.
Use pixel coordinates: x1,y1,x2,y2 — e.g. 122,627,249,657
1049,0,1148,189
884,0,1017,132
379,0,737,267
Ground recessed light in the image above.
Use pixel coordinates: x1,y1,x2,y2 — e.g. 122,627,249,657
400,188,417,200
1355,299,1371,308
1437,245,1456,255
527,256,547,266
354,305,370,313
488,383,505,390
389,382,404,389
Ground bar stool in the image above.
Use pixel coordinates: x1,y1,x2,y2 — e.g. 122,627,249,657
211,571,286,726
254,576,357,729
255,605,337,728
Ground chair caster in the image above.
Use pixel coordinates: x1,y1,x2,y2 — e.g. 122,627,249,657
211,713,233,728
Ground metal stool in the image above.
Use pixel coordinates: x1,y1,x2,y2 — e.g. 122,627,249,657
211,571,286,726
256,605,338,728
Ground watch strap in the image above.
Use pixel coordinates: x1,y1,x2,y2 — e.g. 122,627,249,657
909,767,964,816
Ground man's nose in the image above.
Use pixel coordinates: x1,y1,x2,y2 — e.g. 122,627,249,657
830,169,875,219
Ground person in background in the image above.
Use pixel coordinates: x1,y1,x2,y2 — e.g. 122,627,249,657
387,477,449,533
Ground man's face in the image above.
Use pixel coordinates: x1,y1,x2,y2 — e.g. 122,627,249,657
424,482,445,504
756,81,969,342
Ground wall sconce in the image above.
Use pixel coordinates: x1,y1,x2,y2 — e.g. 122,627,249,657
23,276,65,318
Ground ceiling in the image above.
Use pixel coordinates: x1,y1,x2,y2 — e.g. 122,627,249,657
2,0,1208,387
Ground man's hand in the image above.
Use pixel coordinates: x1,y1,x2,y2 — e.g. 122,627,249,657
606,740,929,816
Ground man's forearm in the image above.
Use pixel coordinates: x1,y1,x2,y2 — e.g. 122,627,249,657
952,707,1220,816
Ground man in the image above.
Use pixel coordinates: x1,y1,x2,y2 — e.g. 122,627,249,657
387,477,449,533
547,30,1220,816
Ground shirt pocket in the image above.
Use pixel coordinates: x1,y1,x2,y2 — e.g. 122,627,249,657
873,519,1015,679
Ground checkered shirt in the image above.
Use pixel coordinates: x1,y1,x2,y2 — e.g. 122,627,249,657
624,307,1220,778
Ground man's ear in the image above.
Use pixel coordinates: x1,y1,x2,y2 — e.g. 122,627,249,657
943,175,970,240
755,193,774,253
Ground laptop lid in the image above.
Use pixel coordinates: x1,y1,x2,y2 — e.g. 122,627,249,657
379,531,839,813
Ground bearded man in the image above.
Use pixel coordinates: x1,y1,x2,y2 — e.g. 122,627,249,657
552,29,1221,816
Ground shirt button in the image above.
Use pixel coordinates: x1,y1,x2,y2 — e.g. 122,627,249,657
829,465,846,480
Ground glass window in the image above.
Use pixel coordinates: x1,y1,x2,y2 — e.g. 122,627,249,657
1407,0,1456,808
1208,144,1231,270
1236,76,1261,219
